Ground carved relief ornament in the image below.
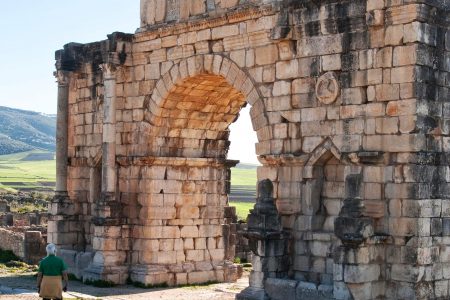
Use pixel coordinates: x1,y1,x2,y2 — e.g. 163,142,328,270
315,72,340,105
55,70,71,86
100,63,117,80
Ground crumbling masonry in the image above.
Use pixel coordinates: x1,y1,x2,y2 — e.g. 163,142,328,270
50,0,450,299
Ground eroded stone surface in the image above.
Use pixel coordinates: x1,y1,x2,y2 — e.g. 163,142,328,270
50,1,450,299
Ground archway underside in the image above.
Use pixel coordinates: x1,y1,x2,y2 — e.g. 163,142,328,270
144,73,248,158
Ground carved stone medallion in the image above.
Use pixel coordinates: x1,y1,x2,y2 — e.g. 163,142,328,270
315,72,340,104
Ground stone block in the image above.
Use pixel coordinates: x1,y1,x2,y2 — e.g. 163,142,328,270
375,117,398,134
298,35,344,57
276,59,298,79
391,66,416,83
385,25,404,46
208,249,225,261
342,87,366,105
255,45,278,66
404,22,437,46
272,81,291,96
368,68,383,85
375,84,400,101
435,280,449,298
333,281,352,300
394,45,417,66
181,226,199,238
322,54,341,71
391,264,423,282
278,40,296,60
188,271,211,284
175,273,188,285
59,249,77,269
211,24,239,40
265,278,297,300
292,78,315,94
186,250,204,261
344,264,380,283
295,281,319,299
374,47,392,69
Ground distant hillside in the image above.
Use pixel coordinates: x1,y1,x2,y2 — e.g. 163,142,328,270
235,163,259,169
0,106,56,155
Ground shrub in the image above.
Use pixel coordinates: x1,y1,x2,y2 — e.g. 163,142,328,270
0,249,20,263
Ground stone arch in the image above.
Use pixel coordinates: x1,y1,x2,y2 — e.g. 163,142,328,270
142,54,269,158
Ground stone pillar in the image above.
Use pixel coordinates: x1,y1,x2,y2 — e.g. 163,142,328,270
237,179,290,300
24,231,46,265
97,63,119,220
48,70,76,249
84,63,128,284
55,70,70,197
102,63,117,194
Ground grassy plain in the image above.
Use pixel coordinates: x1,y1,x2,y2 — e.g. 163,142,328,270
229,164,258,220
0,151,55,192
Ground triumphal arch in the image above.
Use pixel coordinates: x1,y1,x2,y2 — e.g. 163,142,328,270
50,0,450,299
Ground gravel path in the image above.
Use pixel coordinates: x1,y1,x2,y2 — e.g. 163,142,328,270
0,272,249,300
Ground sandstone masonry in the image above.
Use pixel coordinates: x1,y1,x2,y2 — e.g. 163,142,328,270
50,0,450,299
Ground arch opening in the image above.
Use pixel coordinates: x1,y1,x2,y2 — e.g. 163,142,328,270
128,62,263,284
144,69,259,159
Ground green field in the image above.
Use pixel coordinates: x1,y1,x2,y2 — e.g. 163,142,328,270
229,164,258,220
0,151,55,192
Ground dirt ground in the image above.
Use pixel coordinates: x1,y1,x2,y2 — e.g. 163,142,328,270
0,271,249,300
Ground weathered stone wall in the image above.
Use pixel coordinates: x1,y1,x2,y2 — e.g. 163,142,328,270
50,0,450,299
24,231,47,264
234,222,252,263
0,228,47,264
0,212,49,227
0,228,25,259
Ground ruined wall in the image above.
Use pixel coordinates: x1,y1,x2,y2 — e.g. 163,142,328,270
0,228,25,259
0,212,49,227
0,228,46,264
50,0,450,299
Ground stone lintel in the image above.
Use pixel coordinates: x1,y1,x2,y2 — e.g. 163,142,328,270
116,156,235,167
258,154,309,166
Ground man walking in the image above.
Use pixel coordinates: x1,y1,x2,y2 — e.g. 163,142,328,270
37,243,68,300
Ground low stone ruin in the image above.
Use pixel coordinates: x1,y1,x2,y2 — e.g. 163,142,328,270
0,226,47,265
0,209,49,264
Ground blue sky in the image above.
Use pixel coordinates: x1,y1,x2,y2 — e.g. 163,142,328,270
0,0,140,114
0,1,258,164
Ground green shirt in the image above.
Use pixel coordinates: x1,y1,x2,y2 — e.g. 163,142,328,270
38,255,68,276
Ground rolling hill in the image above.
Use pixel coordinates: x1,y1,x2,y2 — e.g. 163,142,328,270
0,106,56,155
